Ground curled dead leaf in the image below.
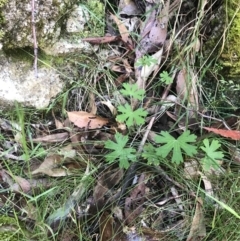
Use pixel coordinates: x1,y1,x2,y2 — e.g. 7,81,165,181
82,36,121,44
31,132,69,143
31,153,81,177
186,197,206,241
67,111,109,129
100,100,117,116
52,111,64,129
110,13,134,50
176,69,199,118
0,170,31,193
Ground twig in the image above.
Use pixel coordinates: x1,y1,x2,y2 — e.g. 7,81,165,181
116,116,156,205
137,116,156,154
31,0,38,78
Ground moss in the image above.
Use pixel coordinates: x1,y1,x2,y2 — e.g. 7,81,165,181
201,1,240,108
220,0,240,76
0,215,25,241
203,1,240,77
79,0,105,37
0,0,7,8
0,0,8,40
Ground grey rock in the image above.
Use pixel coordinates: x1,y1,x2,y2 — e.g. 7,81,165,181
66,5,90,33
0,0,104,108
0,52,63,109
1,0,77,49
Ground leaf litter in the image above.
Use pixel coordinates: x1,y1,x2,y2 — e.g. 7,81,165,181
0,0,238,240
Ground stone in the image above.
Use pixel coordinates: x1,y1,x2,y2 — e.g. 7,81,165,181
1,0,78,49
0,0,105,108
0,52,63,109
42,37,97,56
66,5,90,33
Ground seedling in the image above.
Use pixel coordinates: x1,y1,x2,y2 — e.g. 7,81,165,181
160,71,173,84
105,83,224,170
135,55,158,67
104,132,136,169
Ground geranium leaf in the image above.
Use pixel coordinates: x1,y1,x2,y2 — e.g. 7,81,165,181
155,130,197,164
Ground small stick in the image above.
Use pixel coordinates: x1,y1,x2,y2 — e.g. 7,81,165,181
31,0,38,78
116,116,156,205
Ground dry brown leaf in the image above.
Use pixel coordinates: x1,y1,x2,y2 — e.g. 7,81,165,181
99,211,124,241
1,170,31,193
135,1,170,90
176,69,186,101
111,65,126,73
52,111,64,129
198,172,214,197
189,70,199,110
110,13,134,50
176,69,199,117
129,227,169,240
203,127,240,140
31,153,81,177
119,0,141,16
186,197,206,241
31,132,69,143
82,35,120,44
10,175,31,193
67,111,109,129
93,168,123,208
149,0,169,44
125,173,146,225
184,160,199,179
115,73,129,87
89,92,97,115
0,169,14,187
58,229,78,241
99,211,114,241
55,119,64,129
136,0,169,59
123,59,133,74
31,154,64,177
58,144,77,159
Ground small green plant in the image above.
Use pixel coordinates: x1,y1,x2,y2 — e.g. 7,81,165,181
120,83,145,100
142,143,160,165
135,55,158,67
105,83,224,170
104,132,136,169
116,104,147,128
116,83,148,127
200,139,224,171
154,130,198,164
142,133,197,165
160,71,173,84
